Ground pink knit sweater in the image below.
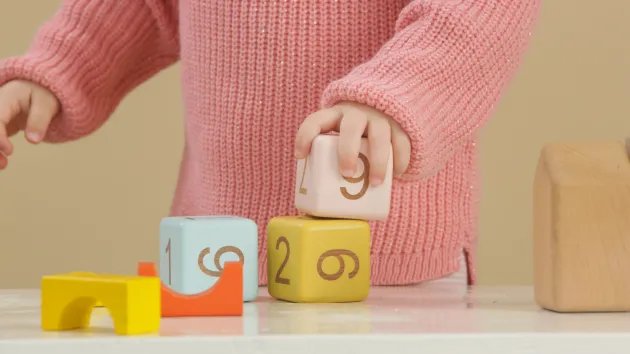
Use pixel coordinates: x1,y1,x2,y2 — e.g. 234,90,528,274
0,0,540,286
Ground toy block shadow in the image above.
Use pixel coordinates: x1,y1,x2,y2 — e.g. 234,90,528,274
67,272,104,307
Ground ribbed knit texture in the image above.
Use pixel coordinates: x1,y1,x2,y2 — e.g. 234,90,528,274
0,0,540,286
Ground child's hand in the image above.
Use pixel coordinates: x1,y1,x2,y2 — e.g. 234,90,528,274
0,80,60,169
295,101,411,186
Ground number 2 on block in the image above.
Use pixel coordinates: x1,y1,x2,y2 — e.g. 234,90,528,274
274,236,291,285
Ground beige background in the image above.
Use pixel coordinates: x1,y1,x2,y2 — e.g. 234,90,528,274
1,1,628,288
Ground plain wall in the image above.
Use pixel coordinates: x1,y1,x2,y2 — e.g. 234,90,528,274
2,1,629,288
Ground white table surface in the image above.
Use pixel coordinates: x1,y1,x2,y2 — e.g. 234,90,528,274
1,282,629,354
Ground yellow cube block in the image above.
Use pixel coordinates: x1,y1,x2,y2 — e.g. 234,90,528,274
266,216,370,303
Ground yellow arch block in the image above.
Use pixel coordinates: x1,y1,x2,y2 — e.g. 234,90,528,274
41,273,160,335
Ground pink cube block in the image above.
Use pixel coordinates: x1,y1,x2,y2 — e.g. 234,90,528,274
294,134,393,220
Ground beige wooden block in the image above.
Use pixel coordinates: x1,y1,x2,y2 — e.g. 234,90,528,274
533,141,630,312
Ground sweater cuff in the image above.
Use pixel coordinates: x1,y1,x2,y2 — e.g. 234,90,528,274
321,1,542,180
321,76,430,180
0,0,180,143
0,54,94,143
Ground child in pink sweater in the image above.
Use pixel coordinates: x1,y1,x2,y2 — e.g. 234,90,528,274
0,1,540,286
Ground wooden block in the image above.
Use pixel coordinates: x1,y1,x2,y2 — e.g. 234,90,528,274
41,273,160,335
138,261,243,317
294,134,393,220
266,216,370,303
533,141,630,312
160,216,258,302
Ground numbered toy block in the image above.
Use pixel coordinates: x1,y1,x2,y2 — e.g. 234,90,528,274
267,216,370,303
160,216,258,302
41,273,160,335
534,141,630,312
295,134,393,220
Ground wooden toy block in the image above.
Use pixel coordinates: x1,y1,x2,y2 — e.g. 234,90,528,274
533,141,630,312
41,273,160,335
160,216,258,302
295,134,393,220
138,261,243,317
266,216,370,303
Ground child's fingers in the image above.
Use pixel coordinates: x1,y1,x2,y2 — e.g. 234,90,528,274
294,107,342,158
390,120,411,177
24,89,58,144
0,152,7,170
366,118,391,186
5,115,24,137
0,95,16,157
337,109,367,178
0,123,13,157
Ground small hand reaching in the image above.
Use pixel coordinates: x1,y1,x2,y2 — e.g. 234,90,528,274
294,101,411,186
0,80,60,169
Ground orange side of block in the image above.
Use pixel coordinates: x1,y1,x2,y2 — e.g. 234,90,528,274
137,261,243,317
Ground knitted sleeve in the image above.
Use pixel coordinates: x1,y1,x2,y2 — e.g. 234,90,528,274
0,0,180,143
320,0,541,179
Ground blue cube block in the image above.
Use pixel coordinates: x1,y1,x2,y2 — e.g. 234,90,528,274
159,216,259,302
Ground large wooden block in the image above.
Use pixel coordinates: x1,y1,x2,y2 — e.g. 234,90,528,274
266,216,370,303
160,216,258,302
294,134,393,220
533,141,630,312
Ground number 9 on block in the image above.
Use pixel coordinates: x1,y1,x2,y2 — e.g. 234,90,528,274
295,134,393,220
160,216,258,302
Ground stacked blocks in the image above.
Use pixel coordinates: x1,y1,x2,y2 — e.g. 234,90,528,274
159,216,258,302
40,134,391,335
134,215,258,317
268,134,393,303
40,202,257,336
533,141,630,312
